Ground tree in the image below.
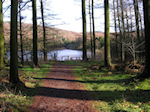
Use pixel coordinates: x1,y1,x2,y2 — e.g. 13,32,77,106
116,0,122,61
133,0,140,59
32,0,38,65
104,0,111,66
112,0,119,58
89,0,93,58
19,0,24,65
92,0,96,59
0,0,4,68
82,0,87,61
40,0,47,62
120,0,125,61
10,0,20,83
142,0,150,78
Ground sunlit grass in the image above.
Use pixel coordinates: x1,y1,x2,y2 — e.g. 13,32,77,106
0,62,53,111
72,61,150,112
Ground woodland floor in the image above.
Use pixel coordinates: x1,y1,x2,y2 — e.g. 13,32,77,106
29,63,97,112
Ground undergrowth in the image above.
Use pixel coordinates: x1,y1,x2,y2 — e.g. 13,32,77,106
0,62,52,111
67,61,150,112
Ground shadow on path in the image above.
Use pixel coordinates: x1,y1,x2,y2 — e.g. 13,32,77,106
26,86,150,104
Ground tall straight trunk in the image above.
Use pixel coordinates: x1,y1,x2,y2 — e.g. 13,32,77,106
82,0,87,61
10,0,20,83
40,0,47,62
133,0,140,59
104,0,111,67
120,0,125,61
92,0,96,59
89,0,93,58
133,0,140,41
32,0,38,65
19,1,24,65
117,0,122,61
142,0,150,78
130,7,133,37
139,13,144,38
113,0,118,58
125,9,130,39
0,0,4,68
4,47,8,64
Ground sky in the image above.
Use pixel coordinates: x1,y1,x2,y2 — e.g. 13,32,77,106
3,0,144,33
3,0,108,33
37,0,106,33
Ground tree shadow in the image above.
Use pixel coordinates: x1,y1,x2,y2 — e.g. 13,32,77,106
26,86,150,104
33,77,128,84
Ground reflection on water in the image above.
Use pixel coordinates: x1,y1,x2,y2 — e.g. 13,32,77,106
7,49,91,61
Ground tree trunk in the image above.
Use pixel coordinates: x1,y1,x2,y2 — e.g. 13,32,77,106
40,0,47,62
120,0,125,61
104,0,111,67
113,0,119,58
117,0,122,61
19,1,24,65
10,0,20,83
142,0,150,78
133,0,140,59
0,0,4,68
82,0,87,61
32,0,38,65
92,0,96,59
89,0,93,58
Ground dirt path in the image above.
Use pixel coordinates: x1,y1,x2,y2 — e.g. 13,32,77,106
29,63,96,112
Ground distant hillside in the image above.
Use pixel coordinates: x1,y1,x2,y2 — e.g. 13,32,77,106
3,22,115,50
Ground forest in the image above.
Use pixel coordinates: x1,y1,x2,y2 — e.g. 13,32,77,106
0,0,150,111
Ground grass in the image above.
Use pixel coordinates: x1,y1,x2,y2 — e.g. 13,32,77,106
1,60,150,111
0,62,53,111
65,61,150,112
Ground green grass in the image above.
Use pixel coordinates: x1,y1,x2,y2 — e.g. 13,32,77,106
19,63,52,88
69,61,150,112
0,62,53,111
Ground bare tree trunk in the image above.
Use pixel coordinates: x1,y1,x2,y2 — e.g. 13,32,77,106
0,0,4,68
120,0,125,61
104,0,111,67
133,0,140,59
125,8,130,39
141,0,150,78
19,1,24,65
89,0,93,58
82,0,87,61
130,7,133,37
113,0,119,58
117,0,122,61
32,0,38,65
92,0,96,59
40,0,47,62
10,0,20,83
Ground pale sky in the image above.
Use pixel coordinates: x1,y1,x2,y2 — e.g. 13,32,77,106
3,0,115,33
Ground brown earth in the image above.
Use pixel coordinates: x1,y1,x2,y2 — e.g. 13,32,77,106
29,63,97,112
